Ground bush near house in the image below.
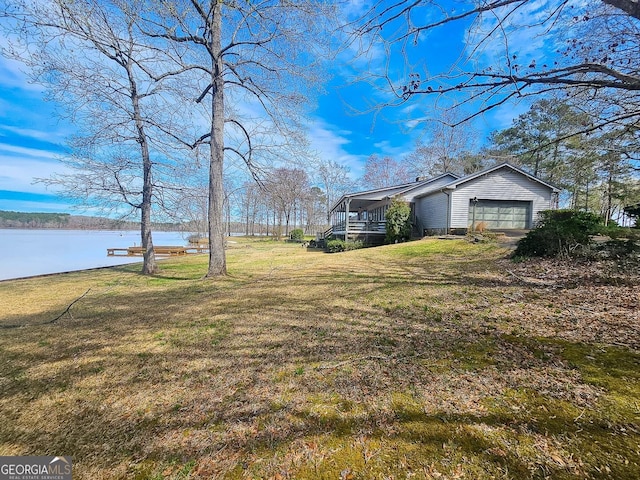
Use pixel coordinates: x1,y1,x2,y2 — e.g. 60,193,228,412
385,198,412,244
325,238,365,253
289,228,304,242
515,210,640,263
514,210,602,258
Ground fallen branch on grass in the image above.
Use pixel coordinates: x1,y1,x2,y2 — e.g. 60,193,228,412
0,288,91,329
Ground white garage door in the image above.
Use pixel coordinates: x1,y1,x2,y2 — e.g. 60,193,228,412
468,200,531,229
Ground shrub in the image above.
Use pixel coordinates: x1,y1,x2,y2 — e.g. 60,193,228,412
187,234,207,245
472,221,487,233
325,239,365,253
600,225,640,241
385,198,412,243
514,210,603,258
290,228,304,241
598,239,640,257
325,239,345,253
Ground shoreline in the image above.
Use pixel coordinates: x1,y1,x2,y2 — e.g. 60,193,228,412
0,260,144,283
0,229,194,282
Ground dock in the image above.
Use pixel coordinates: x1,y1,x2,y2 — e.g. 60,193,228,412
107,245,209,257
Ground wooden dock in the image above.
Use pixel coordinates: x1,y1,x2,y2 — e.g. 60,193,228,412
107,245,209,257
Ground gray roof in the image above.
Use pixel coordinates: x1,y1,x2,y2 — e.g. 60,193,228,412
330,173,459,212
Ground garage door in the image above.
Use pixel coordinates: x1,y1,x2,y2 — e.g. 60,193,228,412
468,200,531,229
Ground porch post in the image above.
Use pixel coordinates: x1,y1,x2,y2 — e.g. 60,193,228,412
345,198,350,241
471,197,478,232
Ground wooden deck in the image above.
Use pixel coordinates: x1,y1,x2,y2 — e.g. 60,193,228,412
324,220,387,243
107,245,209,257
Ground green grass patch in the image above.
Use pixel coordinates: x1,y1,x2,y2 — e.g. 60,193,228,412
388,238,501,257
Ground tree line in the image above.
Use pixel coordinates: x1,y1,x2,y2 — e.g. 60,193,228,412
0,211,183,231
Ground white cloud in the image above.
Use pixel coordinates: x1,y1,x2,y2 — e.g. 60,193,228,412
0,197,72,213
403,115,430,131
0,53,43,92
0,151,69,193
372,140,409,158
466,0,576,68
306,119,367,178
486,101,530,130
0,124,66,143
0,142,60,160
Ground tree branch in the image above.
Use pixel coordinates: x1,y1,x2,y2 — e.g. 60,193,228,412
0,289,91,329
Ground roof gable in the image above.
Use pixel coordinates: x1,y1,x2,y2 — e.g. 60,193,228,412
442,163,560,192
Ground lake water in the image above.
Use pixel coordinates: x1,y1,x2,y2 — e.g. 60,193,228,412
0,229,192,281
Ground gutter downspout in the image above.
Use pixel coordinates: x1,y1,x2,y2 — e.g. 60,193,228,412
441,188,451,234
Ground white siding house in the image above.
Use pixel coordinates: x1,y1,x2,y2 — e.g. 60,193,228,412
327,163,559,240
414,164,559,234
413,191,449,232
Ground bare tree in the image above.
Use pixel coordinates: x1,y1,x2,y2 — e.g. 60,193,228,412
140,0,336,276
304,186,327,234
361,154,413,189
264,167,310,236
173,182,209,239
315,160,356,223
239,181,263,236
2,0,182,274
406,110,480,177
352,0,640,135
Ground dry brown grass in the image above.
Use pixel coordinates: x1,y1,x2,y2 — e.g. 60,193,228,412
0,237,638,479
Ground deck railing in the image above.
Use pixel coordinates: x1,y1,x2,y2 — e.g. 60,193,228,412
325,220,386,236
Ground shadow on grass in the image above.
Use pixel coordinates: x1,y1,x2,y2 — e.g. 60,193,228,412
1,243,639,478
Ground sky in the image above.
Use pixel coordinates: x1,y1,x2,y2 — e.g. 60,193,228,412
0,0,552,215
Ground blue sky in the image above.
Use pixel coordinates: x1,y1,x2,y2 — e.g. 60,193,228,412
0,0,547,214
0,53,74,212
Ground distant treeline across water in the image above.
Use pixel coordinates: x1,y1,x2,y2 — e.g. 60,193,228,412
0,210,183,231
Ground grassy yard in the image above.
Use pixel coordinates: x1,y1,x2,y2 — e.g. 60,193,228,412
0,237,638,479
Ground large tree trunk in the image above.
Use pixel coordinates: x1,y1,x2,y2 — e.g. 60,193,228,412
140,189,157,274
140,129,157,275
129,60,158,275
206,1,227,277
137,111,157,275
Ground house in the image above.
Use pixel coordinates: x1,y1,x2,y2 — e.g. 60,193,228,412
327,163,560,242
